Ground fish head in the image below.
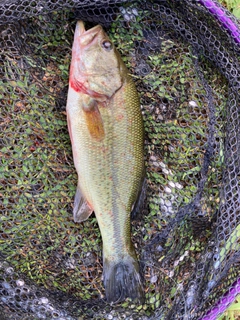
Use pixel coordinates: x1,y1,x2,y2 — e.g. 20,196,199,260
70,21,124,100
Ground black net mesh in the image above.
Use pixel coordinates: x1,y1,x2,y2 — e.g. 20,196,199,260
0,0,240,319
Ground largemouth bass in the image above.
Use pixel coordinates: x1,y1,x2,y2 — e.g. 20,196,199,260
66,21,144,303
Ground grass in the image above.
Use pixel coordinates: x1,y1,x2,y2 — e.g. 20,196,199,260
218,295,240,320
218,0,240,18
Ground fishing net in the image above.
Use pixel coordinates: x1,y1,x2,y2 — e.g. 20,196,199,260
0,0,240,319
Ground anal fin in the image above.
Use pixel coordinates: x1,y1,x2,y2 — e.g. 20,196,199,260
73,184,93,222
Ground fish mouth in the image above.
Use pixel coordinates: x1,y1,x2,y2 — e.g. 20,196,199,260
75,21,103,47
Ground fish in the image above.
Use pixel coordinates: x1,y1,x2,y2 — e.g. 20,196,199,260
66,21,145,303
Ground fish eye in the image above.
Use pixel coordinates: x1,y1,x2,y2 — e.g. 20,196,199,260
101,40,113,51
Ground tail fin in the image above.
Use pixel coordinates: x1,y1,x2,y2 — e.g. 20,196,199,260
103,256,144,303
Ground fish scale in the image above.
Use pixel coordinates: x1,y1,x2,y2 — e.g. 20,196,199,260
66,21,144,302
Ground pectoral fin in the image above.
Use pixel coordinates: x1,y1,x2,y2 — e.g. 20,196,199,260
82,95,105,141
73,184,93,222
